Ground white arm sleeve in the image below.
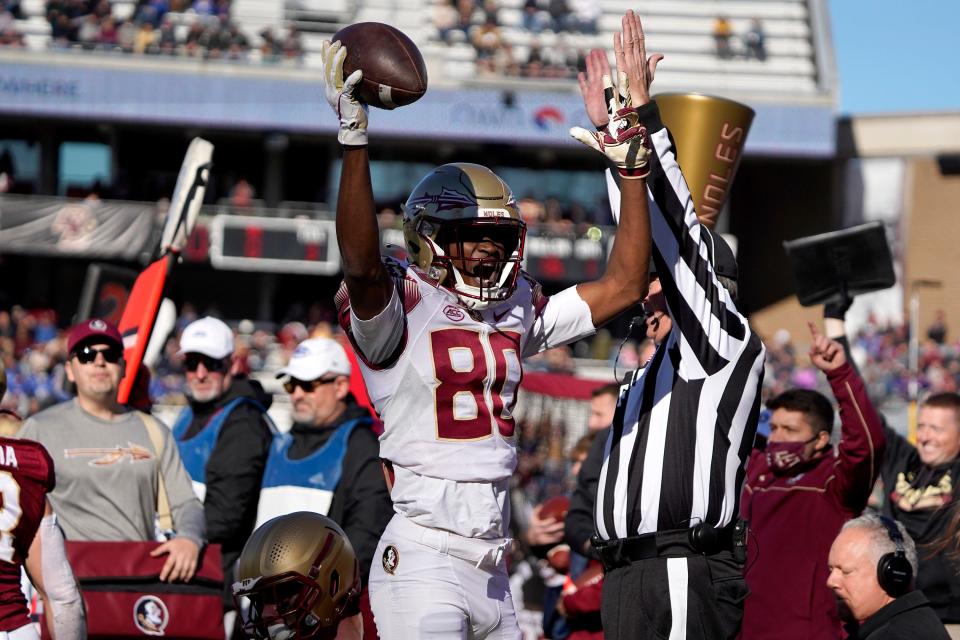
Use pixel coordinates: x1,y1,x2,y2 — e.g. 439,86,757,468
350,286,405,366
523,285,596,358
38,515,86,640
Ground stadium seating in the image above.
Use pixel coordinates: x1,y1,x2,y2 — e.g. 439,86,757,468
4,0,828,99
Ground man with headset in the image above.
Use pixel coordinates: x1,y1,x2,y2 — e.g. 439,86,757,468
827,514,948,639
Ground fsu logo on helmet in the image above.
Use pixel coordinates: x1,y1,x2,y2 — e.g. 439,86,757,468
133,595,169,636
406,187,477,213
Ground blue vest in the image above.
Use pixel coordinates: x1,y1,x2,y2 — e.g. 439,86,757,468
255,416,369,528
173,396,271,501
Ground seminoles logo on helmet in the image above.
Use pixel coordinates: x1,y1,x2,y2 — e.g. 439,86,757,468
133,595,169,636
89,319,107,331
406,187,478,213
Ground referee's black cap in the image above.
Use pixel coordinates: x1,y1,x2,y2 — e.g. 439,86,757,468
704,227,738,281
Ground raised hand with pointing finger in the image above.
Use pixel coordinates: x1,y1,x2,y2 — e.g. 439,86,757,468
808,321,846,372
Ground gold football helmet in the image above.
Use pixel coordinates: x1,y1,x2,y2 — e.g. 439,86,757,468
402,163,526,310
232,512,360,639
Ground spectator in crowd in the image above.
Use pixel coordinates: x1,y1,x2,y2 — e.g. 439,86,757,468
171,316,274,626
97,15,118,47
928,310,948,345
19,319,204,578
0,150,13,190
456,0,476,39
473,18,503,74
515,382,617,640
586,382,618,434
76,13,99,49
713,15,733,59
827,514,949,639
117,18,137,52
0,367,19,436
1,0,22,19
0,24,22,47
229,177,255,212
522,38,546,77
433,0,459,44
136,0,168,28
740,321,886,639
568,0,600,34
157,18,177,54
743,17,766,61
481,0,499,24
549,433,605,640
547,0,569,32
260,338,392,638
185,21,205,55
258,26,283,62
522,0,546,33
133,21,158,54
281,24,300,60
879,391,960,631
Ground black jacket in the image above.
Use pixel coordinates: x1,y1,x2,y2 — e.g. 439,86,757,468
845,590,950,639
564,426,609,559
880,424,960,622
184,377,274,583
288,402,393,586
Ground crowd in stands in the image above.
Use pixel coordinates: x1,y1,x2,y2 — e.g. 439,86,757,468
433,0,596,79
32,0,303,61
3,301,956,424
0,0,25,47
434,1,772,78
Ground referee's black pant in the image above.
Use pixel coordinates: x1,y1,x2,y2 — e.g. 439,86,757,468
600,551,747,640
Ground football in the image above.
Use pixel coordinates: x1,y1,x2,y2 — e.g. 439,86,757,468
332,22,428,110
539,495,570,522
547,543,571,573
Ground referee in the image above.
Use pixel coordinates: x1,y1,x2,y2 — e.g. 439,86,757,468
590,17,766,640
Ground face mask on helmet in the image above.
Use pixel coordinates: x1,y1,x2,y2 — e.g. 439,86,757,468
234,573,343,640
402,163,526,311
424,218,525,309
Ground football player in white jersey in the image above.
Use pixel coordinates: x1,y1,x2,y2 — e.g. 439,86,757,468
322,10,660,638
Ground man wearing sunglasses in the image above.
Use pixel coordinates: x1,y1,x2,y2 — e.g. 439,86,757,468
257,337,392,638
171,316,275,630
20,318,204,581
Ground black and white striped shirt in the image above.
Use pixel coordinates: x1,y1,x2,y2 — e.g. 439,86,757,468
595,102,766,541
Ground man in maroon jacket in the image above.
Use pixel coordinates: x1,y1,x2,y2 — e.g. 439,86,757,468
740,322,886,640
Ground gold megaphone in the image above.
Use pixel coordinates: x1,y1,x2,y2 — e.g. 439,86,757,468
654,93,755,229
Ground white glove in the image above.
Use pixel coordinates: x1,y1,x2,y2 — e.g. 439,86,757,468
570,73,650,179
322,40,369,147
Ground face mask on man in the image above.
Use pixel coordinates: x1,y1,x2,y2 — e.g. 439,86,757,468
765,434,823,473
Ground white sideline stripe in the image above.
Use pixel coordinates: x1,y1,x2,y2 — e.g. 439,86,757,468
667,557,689,640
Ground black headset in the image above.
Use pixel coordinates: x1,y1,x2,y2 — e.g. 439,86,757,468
877,516,913,597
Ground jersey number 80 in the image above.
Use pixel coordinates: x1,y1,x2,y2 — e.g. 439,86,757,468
431,328,521,441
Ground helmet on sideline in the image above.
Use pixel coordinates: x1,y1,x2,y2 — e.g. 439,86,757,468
232,512,360,639
402,162,526,310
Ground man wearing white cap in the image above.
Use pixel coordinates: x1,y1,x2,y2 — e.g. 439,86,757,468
171,316,275,629
260,337,392,636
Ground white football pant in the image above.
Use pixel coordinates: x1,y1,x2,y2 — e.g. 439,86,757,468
369,515,521,640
